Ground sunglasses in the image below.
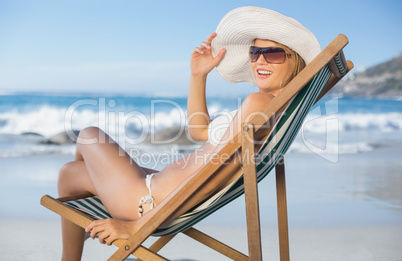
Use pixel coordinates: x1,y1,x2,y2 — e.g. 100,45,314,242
249,46,291,64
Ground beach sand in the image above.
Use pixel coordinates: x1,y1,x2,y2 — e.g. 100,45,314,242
1,143,402,260
1,219,401,260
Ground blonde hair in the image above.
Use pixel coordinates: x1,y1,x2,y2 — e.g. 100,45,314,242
276,41,306,82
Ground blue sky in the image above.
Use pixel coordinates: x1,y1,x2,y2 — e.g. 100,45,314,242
0,0,401,97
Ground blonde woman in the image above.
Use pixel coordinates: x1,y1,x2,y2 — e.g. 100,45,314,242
58,6,320,260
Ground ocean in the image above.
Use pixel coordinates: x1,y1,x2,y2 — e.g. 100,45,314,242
1,93,401,160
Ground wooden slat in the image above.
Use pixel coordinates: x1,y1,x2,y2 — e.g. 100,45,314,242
148,234,176,253
57,192,94,203
112,240,168,261
41,195,95,227
242,124,262,261
183,228,249,261
275,161,290,261
108,34,350,261
112,241,168,261
40,195,168,261
137,234,176,261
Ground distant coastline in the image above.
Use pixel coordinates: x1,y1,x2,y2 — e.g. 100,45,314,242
330,54,402,99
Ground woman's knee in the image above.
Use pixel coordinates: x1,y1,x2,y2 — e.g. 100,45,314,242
58,161,76,196
77,126,106,145
58,161,92,197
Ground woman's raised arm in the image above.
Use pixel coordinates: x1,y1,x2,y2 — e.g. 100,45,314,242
187,33,225,141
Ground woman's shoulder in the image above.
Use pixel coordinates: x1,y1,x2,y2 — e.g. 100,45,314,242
242,92,275,111
237,92,275,123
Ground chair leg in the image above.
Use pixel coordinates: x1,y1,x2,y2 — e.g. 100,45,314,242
136,234,176,261
148,234,176,253
242,123,263,261
183,228,249,261
275,159,290,261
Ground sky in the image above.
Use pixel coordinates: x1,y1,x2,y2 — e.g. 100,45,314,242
0,0,401,97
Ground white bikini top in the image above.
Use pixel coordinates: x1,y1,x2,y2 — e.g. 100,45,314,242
208,109,238,146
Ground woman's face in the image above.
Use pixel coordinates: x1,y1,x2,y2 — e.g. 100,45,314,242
251,39,294,96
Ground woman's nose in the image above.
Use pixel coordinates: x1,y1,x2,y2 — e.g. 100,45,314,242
256,53,268,64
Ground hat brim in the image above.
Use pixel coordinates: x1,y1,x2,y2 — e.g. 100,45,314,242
211,6,321,84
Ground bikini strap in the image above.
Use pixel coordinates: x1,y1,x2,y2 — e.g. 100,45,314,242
138,174,156,217
145,173,155,195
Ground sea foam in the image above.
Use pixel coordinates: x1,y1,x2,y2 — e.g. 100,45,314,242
1,105,401,136
1,102,401,158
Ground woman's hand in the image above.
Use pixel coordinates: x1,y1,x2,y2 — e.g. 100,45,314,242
187,33,225,140
85,218,136,246
190,32,226,77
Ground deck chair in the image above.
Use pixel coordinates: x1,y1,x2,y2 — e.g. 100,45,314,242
41,34,353,261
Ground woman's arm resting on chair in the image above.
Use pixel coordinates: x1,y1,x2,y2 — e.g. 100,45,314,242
187,32,226,141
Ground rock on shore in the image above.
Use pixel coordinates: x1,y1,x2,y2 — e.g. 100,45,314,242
145,126,199,145
40,130,80,145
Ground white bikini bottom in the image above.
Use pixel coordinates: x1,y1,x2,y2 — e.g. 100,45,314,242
138,174,156,217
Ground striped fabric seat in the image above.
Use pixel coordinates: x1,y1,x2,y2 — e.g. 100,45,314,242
66,58,346,237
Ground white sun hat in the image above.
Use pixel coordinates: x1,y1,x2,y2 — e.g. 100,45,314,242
211,6,321,84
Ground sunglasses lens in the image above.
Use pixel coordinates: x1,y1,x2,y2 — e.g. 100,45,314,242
249,47,260,62
263,48,286,63
250,47,286,64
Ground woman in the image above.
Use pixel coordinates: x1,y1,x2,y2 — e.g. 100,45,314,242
58,6,320,260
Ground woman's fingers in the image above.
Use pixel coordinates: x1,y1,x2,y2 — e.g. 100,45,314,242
215,48,226,61
105,234,117,246
194,47,203,54
86,219,106,239
190,33,225,76
200,42,210,50
86,220,111,245
97,230,108,244
194,32,217,54
89,223,100,239
85,218,134,246
194,42,211,55
85,220,98,232
205,32,217,45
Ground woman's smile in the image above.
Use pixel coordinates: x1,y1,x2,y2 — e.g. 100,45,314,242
256,68,273,78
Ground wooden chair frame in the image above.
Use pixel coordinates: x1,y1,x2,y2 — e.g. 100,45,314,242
41,34,353,260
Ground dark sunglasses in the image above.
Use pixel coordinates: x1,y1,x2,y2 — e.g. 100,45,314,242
249,46,291,64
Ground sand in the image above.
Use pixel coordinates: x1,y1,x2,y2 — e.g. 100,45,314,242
1,144,402,260
1,218,401,260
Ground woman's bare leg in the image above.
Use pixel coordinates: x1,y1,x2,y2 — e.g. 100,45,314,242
58,126,150,260
75,127,149,219
58,161,95,261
